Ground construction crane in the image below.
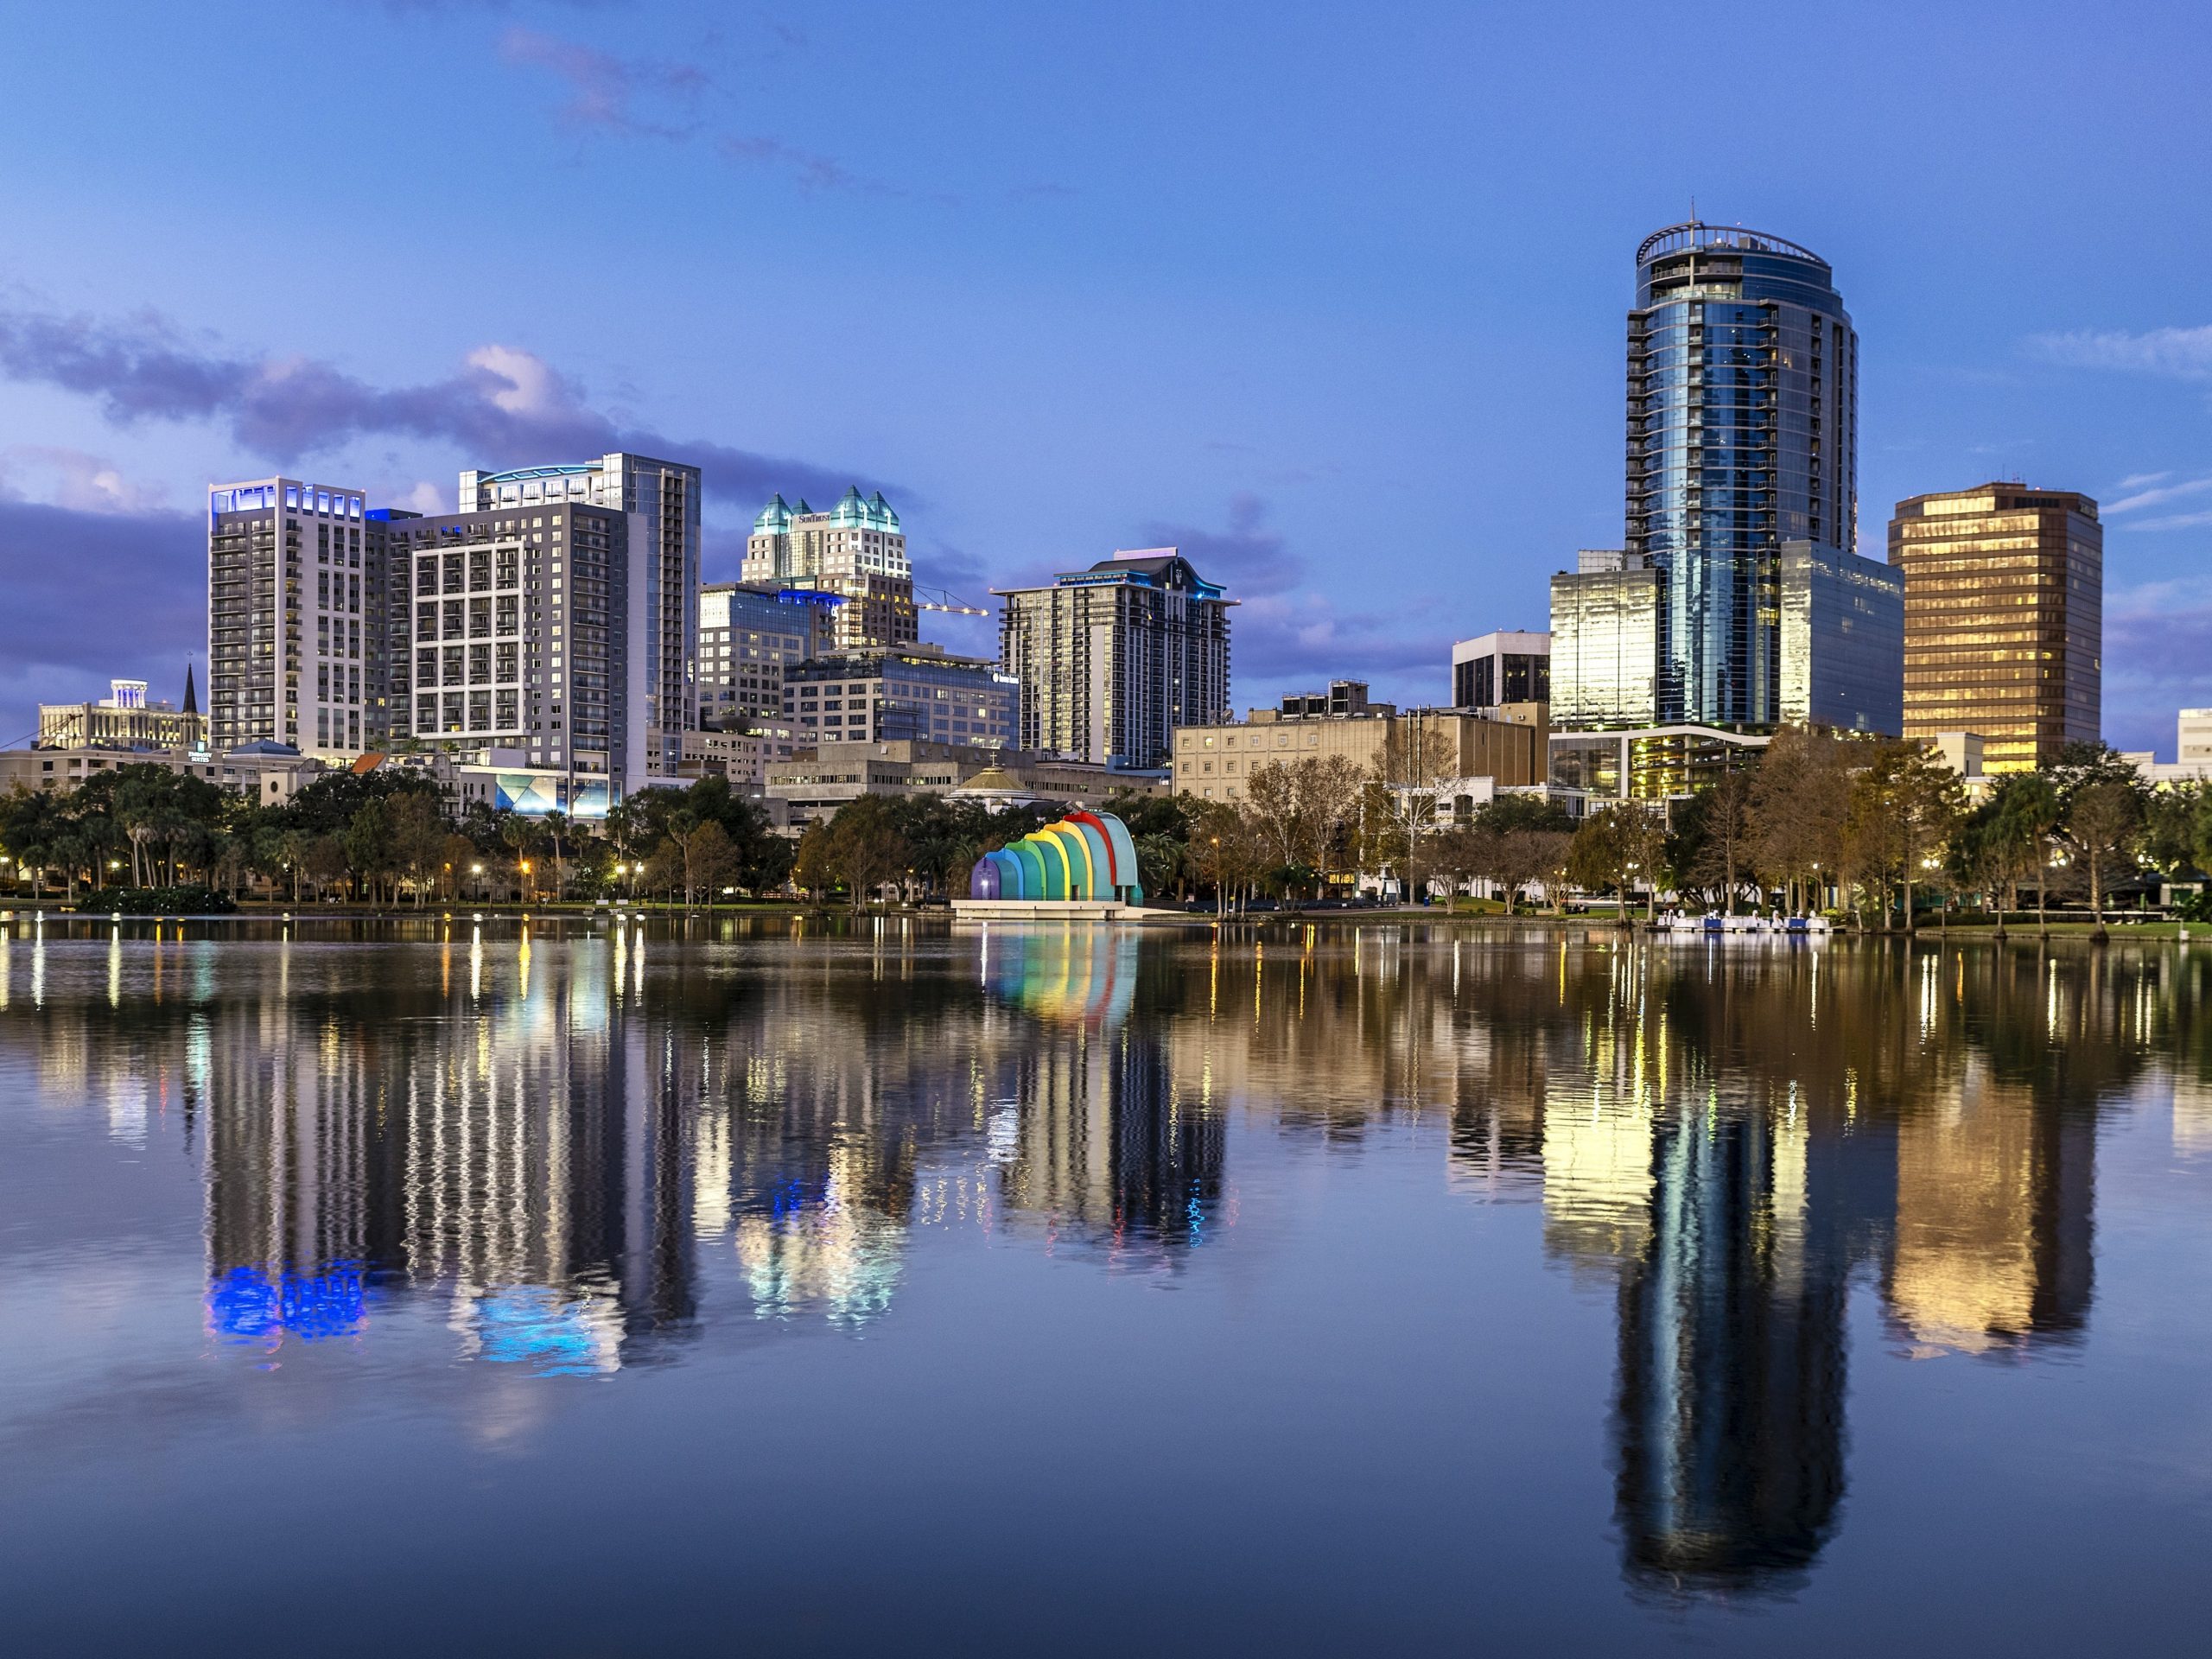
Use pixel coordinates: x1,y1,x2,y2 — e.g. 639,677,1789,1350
916,586,989,617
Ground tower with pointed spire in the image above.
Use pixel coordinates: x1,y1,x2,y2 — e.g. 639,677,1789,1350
741,486,916,650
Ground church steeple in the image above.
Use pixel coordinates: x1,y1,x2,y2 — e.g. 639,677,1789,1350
182,660,198,716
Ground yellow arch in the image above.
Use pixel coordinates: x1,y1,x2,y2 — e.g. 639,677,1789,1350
1043,823,1094,898
1024,831,1071,899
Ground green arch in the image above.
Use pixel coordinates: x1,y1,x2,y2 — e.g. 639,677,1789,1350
1025,832,1070,899
1044,823,1094,899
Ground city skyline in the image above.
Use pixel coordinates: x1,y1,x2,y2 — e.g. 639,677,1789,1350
3,3,2210,755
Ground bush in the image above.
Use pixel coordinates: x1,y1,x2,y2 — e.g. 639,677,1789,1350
76,886,238,915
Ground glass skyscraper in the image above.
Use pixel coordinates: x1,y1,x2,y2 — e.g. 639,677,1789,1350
1626,224,1859,728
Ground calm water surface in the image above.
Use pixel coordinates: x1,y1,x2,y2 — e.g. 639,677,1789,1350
2,915,2209,1655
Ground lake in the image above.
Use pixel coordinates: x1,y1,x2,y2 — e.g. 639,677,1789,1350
1,914,2208,1655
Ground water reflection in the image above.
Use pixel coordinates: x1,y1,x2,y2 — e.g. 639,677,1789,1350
1,914,2203,1607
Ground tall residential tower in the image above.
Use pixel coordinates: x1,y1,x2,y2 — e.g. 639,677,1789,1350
207,479,378,755
1627,223,1860,728
459,454,701,781
997,550,1233,770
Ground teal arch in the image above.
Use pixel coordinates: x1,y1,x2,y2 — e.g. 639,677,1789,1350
1071,821,1111,900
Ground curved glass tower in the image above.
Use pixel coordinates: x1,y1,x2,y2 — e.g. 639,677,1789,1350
1626,224,1857,728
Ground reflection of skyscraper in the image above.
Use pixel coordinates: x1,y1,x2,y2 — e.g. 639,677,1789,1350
1886,1055,2094,1355
194,943,701,1367
997,1026,1223,1261
983,931,1224,1262
1611,1099,1866,1593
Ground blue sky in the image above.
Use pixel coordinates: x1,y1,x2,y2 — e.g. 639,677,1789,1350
3,0,2210,754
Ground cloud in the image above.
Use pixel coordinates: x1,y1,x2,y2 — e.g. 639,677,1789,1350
718,134,893,196
0,499,204,744
0,447,170,514
1137,493,1304,596
0,299,887,506
2104,474,2212,515
1120,494,1465,707
2102,578,2212,753
2029,325,2212,380
2131,508,2212,532
493,24,907,197
499,26,705,138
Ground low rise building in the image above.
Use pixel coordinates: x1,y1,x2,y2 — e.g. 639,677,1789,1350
0,741,322,805
1548,726,1770,807
766,740,1158,823
1451,631,1550,725
2128,709,2212,789
1171,699,1543,809
679,726,802,788
38,675,207,753
781,645,1016,749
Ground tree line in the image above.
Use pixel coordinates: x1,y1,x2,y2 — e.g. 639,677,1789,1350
1567,731,2206,935
0,766,791,909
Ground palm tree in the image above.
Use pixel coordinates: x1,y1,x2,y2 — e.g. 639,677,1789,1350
539,810,573,902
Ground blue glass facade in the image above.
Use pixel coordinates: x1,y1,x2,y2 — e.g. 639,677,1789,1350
1778,542,1904,736
1627,226,1857,729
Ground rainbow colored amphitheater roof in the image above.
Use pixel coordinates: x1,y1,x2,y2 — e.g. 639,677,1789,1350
968,811,1144,906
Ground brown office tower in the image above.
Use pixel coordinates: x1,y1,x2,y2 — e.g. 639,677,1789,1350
1888,485,2101,772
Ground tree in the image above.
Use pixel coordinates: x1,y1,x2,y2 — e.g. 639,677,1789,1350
539,810,575,900
1568,804,1664,923
1491,829,1569,914
1843,741,1963,931
1429,823,1486,912
1242,754,1363,896
388,792,448,906
1749,727,1853,915
2062,778,2145,940
1370,717,1460,902
801,794,910,910
0,785,63,900
1680,766,1758,913
1996,772,2063,933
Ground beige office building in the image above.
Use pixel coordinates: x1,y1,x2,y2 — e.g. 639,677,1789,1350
1890,485,2101,773
1172,687,1543,805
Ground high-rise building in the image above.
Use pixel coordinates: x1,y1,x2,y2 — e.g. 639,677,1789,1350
996,549,1234,770
741,487,916,652
379,498,638,810
696,582,840,730
1889,484,2102,772
207,479,377,755
1777,541,1904,735
1451,630,1551,717
1626,223,1859,728
459,454,701,780
1549,550,1661,730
